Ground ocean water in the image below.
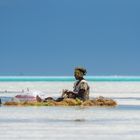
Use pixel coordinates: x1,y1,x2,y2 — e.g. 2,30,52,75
0,76,140,140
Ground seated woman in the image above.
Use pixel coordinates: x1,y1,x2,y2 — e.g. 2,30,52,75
36,67,90,102
57,67,90,101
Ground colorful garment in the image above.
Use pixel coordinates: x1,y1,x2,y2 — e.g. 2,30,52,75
73,79,90,100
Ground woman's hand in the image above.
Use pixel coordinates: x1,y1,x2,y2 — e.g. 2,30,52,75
62,89,73,98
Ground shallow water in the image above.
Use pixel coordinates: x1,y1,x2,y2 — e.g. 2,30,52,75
0,81,140,140
0,106,140,140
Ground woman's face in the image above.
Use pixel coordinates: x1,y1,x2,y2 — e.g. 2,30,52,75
74,70,83,80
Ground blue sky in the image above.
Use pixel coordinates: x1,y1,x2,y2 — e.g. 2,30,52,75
0,0,140,76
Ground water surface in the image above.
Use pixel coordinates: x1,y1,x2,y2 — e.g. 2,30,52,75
0,76,140,140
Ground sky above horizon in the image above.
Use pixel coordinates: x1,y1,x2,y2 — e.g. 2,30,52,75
0,0,140,76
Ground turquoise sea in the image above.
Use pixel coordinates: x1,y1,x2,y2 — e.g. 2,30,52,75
0,76,140,82
0,76,140,140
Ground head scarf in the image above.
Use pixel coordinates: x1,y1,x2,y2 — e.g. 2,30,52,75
75,67,87,75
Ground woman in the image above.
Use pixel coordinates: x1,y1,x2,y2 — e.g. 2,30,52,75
60,67,90,101
36,67,90,102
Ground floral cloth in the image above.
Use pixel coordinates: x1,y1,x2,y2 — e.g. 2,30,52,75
73,79,90,100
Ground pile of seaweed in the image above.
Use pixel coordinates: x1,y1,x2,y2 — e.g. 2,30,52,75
3,96,117,107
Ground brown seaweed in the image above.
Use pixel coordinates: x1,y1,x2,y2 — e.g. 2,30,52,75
3,96,117,107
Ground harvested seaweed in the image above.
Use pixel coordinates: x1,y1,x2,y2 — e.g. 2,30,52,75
4,96,117,107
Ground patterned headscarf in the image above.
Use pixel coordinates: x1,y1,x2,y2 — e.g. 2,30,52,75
75,67,87,75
